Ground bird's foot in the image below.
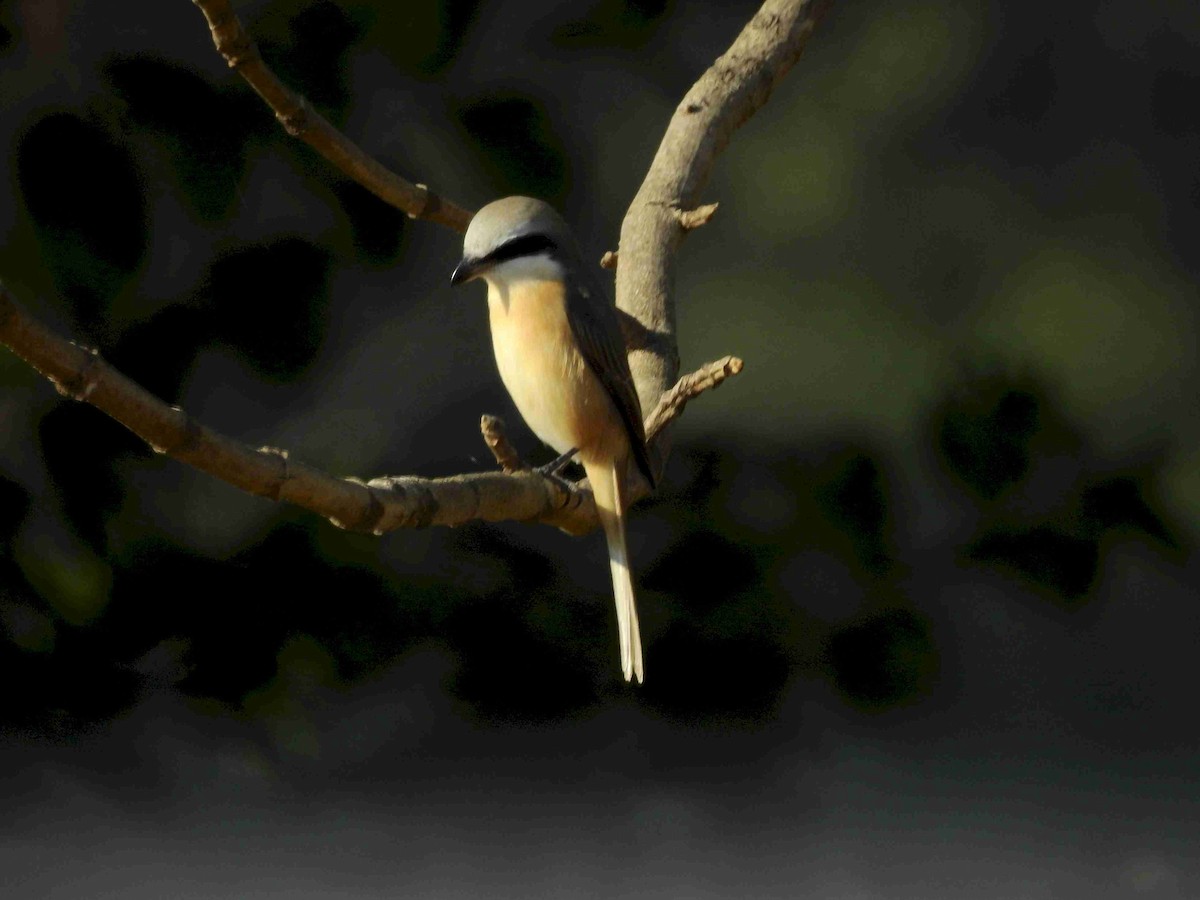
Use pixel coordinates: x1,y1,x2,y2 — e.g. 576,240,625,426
534,448,579,490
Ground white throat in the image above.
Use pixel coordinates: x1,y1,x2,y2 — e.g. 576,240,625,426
483,252,565,288
482,253,566,313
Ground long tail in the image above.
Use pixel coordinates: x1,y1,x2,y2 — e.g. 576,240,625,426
590,460,643,683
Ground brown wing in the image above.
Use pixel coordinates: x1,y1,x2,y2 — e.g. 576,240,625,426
564,266,657,488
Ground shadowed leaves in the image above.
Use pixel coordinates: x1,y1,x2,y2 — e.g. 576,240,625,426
1081,476,1175,546
330,179,408,264
440,525,601,722
457,95,568,201
818,453,890,575
938,385,1038,499
17,113,147,327
252,0,368,121
200,238,333,381
0,476,31,550
104,56,267,222
38,404,145,553
827,607,938,712
376,0,483,76
969,526,1100,602
938,375,1179,604
554,0,673,48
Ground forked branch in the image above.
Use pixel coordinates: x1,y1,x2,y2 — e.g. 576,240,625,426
0,0,829,536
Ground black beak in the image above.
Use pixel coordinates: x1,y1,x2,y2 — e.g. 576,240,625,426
450,256,486,286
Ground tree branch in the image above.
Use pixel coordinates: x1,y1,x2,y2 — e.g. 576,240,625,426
643,355,743,439
190,0,474,233
480,415,523,474
1,0,828,538
0,282,737,536
614,0,832,418
189,0,827,411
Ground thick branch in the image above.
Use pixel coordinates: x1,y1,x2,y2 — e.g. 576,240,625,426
0,283,589,534
615,0,831,416
190,0,473,233
1,283,739,536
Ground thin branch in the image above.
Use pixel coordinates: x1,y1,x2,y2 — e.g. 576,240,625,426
615,0,832,417
0,283,739,537
644,355,743,440
675,203,720,231
480,415,523,474
190,0,474,233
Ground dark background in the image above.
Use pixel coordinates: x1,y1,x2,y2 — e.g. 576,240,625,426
2,0,1198,896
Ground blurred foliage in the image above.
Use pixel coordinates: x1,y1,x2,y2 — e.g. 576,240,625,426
104,57,268,223
817,453,891,576
932,377,1180,605
38,404,146,553
1,0,1195,751
0,476,31,548
199,239,334,381
251,0,369,122
17,113,147,331
456,94,569,202
827,608,938,712
374,0,484,76
937,381,1039,500
330,178,408,264
553,0,673,48
969,526,1099,602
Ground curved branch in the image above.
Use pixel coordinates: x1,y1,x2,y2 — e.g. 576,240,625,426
189,0,826,465
0,283,737,537
615,0,832,415
1,1,826,540
191,0,474,233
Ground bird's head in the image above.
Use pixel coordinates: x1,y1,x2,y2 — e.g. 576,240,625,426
451,196,576,287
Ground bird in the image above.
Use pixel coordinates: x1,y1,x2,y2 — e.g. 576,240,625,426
450,196,656,683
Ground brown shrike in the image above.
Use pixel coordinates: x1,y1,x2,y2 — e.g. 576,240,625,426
451,196,656,683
